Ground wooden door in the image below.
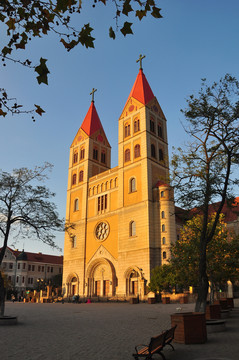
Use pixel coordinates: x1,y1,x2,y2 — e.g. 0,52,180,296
103,280,110,296
95,281,100,296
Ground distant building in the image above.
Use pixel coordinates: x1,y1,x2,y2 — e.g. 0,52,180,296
0,247,63,294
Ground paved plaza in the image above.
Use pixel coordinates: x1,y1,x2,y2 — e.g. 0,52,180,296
1,300,239,360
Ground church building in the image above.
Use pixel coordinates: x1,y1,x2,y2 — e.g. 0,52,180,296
62,57,177,300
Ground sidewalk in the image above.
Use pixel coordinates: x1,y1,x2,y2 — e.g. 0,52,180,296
0,300,238,360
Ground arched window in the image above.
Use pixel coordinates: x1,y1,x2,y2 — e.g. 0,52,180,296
80,148,85,160
93,148,98,160
151,144,156,158
150,119,155,133
161,191,165,198
162,224,165,232
125,124,130,137
130,177,136,193
129,221,136,237
134,144,140,158
73,152,78,164
125,149,130,162
72,174,77,185
161,211,165,219
134,119,140,133
159,149,164,161
74,199,79,211
163,251,167,259
158,124,163,138
162,237,166,245
79,170,84,182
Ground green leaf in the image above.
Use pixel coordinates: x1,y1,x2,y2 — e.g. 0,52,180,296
122,0,133,16
136,9,147,21
79,24,95,49
35,104,45,116
0,109,7,117
35,58,50,85
120,22,133,37
151,6,162,19
109,27,116,40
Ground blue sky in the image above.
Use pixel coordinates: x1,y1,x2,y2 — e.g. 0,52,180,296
1,0,239,255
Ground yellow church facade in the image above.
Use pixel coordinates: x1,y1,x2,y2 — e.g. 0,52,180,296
62,63,177,300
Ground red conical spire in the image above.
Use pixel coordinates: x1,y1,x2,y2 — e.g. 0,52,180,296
80,101,103,136
126,69,155,105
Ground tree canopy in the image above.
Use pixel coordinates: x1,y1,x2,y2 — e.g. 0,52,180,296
171,74,239,312
0,162,64,315
0,0,162,119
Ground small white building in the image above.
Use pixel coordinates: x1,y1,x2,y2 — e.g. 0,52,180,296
0,247,63,294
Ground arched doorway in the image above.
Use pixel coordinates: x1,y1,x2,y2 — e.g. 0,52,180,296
65,273,79,297
86,258,116,297
125,267,145,299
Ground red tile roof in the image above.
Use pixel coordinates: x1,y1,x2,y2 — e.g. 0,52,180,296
80,101,103,136
125,69,155,106
4,247,63,265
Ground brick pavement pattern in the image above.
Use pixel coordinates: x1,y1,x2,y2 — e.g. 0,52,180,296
0,300,239,360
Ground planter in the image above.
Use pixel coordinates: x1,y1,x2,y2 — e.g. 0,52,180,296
205,304,221,320
171,312,207,344
214,299,228,310
148,298,156,304
129,297,139,304
162,297,170,304
179,295,188,304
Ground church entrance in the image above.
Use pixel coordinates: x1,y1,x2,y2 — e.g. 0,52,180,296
65,274,79,297
86,258,116,298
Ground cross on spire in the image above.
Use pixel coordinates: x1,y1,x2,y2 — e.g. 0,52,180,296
136,54,145,70
90,88,97,102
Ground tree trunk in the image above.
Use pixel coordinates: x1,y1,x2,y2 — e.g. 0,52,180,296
0,272,6,317
195,236,208,313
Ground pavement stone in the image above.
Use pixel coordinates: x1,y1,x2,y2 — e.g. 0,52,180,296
0,299,238,360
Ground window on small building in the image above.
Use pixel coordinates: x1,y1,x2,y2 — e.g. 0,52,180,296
9,262,13,269
73,152,78,164
17,263,20,269
101,152,106,164
23,263,26,270
74,198,79,211
79,170,84,182
134,144,140,158
8,276,11,281
162,237,166,245
129,221,136,237
59,267,62,274
161,191,165,197
161,211,165,219
32,265,35,271
163,251,167,259
16,276,19,283
72,173,77,185
97,194,108,212
130,177,136,193
134,119,140,133
22,276,25,284
51,267,53,273
159,149,164,161
93,148,98,160
80,148,85,160
158,124,163,138
124,124,130,137
150,119,155,133
72,236,77,248
42,266,44,272
125,149,130,162
162,224,165,232
47,266,50,272
28,265,31,271
38,266,41,272
151,144,156,158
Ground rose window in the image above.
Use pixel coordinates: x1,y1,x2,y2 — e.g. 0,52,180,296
95,222,109,241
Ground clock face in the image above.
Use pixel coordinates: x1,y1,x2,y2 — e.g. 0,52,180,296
95,222,110,241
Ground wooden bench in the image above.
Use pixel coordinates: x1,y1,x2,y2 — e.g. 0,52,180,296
132,325,177,360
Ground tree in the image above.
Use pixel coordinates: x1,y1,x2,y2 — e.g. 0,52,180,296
0,163,64,316
148,264,178,295
0,0,162,119
171,74,239,312
170,214,239,302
